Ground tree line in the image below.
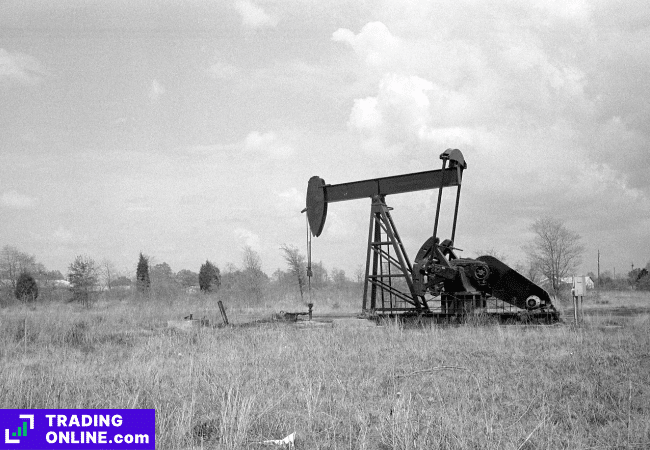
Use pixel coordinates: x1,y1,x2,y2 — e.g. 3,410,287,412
0,244,357,307
3,216,648,306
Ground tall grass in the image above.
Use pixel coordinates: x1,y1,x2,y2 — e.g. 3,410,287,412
0,292,649,449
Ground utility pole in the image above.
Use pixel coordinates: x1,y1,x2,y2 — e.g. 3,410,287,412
597,249,600,288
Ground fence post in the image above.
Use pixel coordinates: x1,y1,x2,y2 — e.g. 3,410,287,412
218,300,229,325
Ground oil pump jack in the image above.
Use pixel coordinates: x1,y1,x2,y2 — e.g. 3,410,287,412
306,149,559,322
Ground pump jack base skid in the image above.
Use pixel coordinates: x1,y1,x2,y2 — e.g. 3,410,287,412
363,309,561,325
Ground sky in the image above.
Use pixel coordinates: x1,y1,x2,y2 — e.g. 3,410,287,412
1,0,649,279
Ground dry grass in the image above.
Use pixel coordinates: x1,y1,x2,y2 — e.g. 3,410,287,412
582,289,650,309
1,291,649,449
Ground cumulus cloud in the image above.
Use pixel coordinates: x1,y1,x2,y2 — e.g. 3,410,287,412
329,10,650,272
0,48,48,85
149,79,166,101
338,19,598,165
1,190,36,209
243,131,293,158
347,73,436,153
234,0,277,29
234,227,260,249
277,187,303,210
332,22,399,68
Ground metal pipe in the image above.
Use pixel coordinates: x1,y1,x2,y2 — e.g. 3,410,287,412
450,172,462,243
432,159,447,242
362,198,376,311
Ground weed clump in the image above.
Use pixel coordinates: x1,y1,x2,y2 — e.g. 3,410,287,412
190,419,219,445
13,320,26,342
64,321,89,347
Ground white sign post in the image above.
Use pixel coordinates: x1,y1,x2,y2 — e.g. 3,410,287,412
572,276,586,324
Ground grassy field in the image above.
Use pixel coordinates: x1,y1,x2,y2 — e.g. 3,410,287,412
1,291,649,449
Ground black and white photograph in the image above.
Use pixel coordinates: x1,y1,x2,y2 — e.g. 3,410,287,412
1,1,649,448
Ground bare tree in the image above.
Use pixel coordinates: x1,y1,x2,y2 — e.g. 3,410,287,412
280,244,306,301
331,268,347,289
99,259,117,291
242,246,262,274
524,217,584,295
514,259,542,284
241,246,267,303
0,245,38,289
310,261,328,289
354,264,364,284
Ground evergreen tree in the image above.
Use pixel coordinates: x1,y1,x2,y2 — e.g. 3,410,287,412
198,260,221,292
68,256,98,307
136,253,150,295
15,272,39,302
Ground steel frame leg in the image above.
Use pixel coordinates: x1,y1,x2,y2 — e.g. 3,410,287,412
363,196,422,313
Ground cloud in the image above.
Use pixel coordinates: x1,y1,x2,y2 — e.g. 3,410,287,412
207,62,240,80
53,225,75,245
332,22,399,69
347,73,435,153
330,12,650,274
243,131,293,158
234,227,260,249
0,48,49,85
533,0,592,23
320,207,358,242
149,79,166,101
1,190,36,209
276,187,305,217
588,116,650,190
234,0,277,29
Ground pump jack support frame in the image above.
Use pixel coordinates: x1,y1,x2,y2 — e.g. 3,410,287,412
362,195,426,312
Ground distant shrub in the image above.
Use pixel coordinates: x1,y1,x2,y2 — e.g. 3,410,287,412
68,255,98,307
136,253,151,296
151,262,182,301
199,260,221,293
176,269,199,289
14,272,38,302
638,274,650,291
